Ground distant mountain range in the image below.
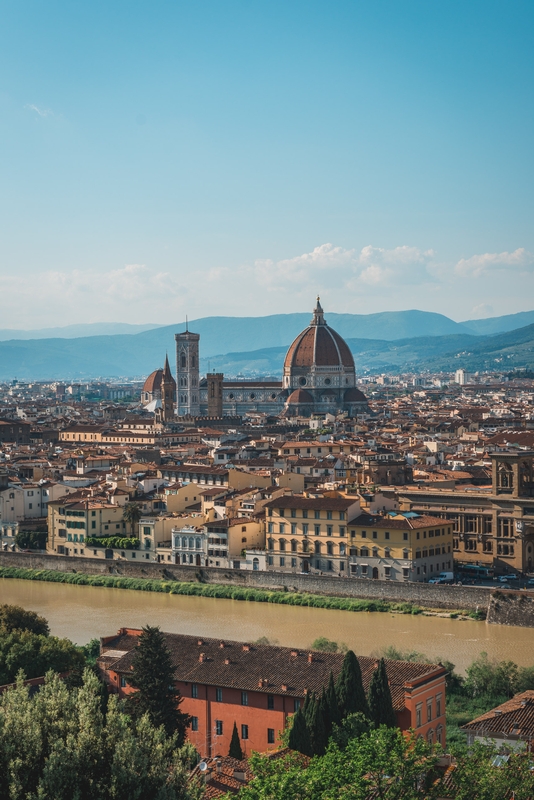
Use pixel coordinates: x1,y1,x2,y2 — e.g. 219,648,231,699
1,310,534,380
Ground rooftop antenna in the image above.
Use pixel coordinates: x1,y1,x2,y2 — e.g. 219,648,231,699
185,315,188,332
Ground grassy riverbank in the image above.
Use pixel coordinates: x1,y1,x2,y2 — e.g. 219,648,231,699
0,566,482,618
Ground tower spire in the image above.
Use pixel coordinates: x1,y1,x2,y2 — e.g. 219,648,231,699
311,296,326,326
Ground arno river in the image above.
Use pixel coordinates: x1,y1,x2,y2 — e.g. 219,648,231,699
2,578,533,674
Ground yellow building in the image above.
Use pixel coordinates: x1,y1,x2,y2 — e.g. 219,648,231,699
347,512,454,582
263,495,361,574
47,499,127,558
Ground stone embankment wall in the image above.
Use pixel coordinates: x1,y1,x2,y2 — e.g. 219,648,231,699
0,551,491,611
486,590,534,627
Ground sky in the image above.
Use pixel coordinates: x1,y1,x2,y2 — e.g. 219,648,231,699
0,0,533,329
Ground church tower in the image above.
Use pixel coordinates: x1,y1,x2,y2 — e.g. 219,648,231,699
160,354,176,423
175,328,200,417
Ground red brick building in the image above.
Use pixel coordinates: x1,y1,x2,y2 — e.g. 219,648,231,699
98,629,447,757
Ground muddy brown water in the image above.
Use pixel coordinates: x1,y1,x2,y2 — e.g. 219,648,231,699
1,578,533,674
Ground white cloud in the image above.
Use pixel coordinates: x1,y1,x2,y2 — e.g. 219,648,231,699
25,104,53,118
470,303,494,319
455,248,534,278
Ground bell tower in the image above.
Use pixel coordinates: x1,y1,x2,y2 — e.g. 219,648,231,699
175,328,200,417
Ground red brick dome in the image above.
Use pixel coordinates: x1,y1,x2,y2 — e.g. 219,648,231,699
344,387,367,403
283,299,354,372
286,388,314,404
142,368,176,394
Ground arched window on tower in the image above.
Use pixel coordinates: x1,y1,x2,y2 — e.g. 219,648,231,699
181,354,186,369
191,356,196,368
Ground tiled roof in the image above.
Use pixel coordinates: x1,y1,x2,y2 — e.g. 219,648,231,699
100,632,445,710
263,496,355,511
461,691,534,738
348,513,449,529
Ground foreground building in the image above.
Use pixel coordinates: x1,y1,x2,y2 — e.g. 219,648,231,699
98,629,447,758
461,691,534,750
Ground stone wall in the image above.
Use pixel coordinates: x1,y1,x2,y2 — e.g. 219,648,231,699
486,590,534,627
0,551,491,611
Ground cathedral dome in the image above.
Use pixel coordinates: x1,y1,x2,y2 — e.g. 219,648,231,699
283,299,354,372
286,388,314,404
143,369,164,395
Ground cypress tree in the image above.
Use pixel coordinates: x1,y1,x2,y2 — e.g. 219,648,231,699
320,687,331,740
326,671,341,728
126,625,190,742
335,650,370,720
368,658,397,729
308,693,328,756
229,721,244,759
304,691,316,727
288,707,312,756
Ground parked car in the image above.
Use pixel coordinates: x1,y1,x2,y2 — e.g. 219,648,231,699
499,574,518,582
526,578,534,587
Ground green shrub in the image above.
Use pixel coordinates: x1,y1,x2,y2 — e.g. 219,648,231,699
85,536,140,550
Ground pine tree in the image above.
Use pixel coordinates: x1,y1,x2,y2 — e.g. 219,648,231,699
229,721,243,759
335,650,370,720
368,658,397,729
287,707,312,756
126,626,190,742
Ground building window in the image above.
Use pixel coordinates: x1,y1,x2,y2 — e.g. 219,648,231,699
191,716,198,731
403,532,408,541
268,556,273,565
241,724,249,740
416,705,422,727
427,701,432,722
192,683,198,698
436,695,442,717
215,720,223,736
361,564,368,576
267,728,275,744
314,525,321,536
385,531,390,540
267,695,274,710
402,568,409,579
280,557,285,567
436,725,443,745
216,687,222,702
241,691,248,706
384,566,391,578
315,510,320,519
339,526,345,537
120,677,127,688
294,698,301,712
291,558,297,567
302,524,309,535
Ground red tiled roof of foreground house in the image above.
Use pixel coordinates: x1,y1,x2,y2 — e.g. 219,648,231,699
99,631,445,710
461,691,534,739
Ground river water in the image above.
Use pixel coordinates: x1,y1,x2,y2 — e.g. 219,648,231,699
1,579,533,674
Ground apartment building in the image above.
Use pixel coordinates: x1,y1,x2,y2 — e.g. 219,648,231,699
98,630,447,758
264,495,360,574
399,451,534,575
347,512,453,582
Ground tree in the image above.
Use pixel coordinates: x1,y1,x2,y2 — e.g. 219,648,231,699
307,692,328,756
287,707,312,756
236,727,438,800
0,629,84,685
331,712,371,750
326,671,341,728
122,502,142,536
126,626,190,742
368,658,397,728
335,650,370,719
0,669,200,800
0,603,49,635
464,652,518,699
229,721,244,759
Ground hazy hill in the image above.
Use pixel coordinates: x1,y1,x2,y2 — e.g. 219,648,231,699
0,322,162,341
461,310,534,336
1,313,534,381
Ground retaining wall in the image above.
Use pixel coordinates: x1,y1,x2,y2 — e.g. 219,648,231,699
0,551,491,611
487,590,534,627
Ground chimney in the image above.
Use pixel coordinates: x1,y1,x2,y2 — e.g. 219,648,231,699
199,653,206,663
291,650,298,657
224,658,230,665
242,644,250,651
281,683,288,692
215,759,222,774
219,641,225,648
197,639,204,646
307,653,313,663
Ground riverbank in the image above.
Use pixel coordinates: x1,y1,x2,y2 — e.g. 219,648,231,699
0,550,492,612
0,566,483,619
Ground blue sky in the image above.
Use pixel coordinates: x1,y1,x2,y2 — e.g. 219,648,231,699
1,0,533,327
